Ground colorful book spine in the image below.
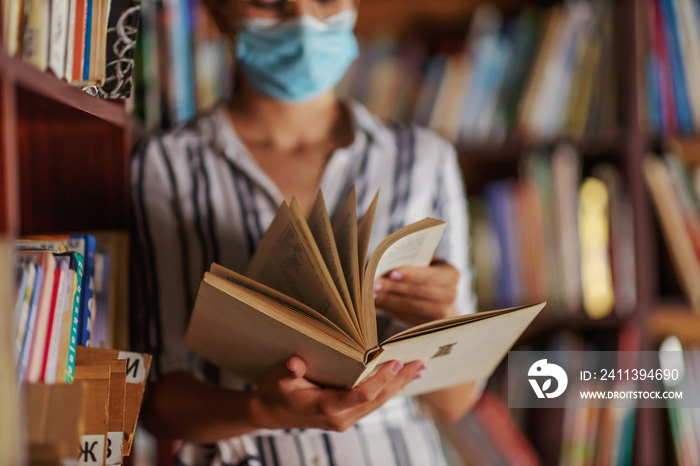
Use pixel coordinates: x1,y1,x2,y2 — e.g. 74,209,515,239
82,0,93,82
68,234,96,347
64,252,83,383
18,265,42,382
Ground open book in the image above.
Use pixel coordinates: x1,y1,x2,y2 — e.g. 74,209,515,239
185,188,544,396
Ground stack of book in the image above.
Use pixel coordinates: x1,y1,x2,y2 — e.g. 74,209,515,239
338,0,618,143
637,0,700,136
2,0,142,97
14,232,130,386
469,144,637,318
644,140,700,311
11,233,149,465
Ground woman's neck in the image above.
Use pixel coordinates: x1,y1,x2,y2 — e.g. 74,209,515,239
227,79,351,151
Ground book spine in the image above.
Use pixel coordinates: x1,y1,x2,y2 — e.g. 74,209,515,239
71,234,96,347
39,267,63,382
65,253,84,383
82,0,94,82
21,0,51,71
19,265,42,382
49,0,70,79
70,0,87,83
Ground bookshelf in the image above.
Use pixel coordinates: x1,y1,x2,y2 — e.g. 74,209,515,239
348,0,693,464
0,49,134,462
0,51,131,236
1,0,697,464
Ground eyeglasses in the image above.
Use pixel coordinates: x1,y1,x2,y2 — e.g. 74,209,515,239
242,0,356,20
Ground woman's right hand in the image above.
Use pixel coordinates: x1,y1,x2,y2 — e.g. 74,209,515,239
249,356,425,432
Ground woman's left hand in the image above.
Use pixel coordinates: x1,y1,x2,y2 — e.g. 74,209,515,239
373,259,460,326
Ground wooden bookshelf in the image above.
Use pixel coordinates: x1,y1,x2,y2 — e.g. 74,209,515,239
361,0,682,463
1,51,134,464
0,52,132,236
647,305,700,345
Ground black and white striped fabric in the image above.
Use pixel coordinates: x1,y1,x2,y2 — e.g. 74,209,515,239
131,101,476,466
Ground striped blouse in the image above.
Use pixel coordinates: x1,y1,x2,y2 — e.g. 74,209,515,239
131,100,476,466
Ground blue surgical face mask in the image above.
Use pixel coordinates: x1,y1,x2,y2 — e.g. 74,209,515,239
236,10,359,102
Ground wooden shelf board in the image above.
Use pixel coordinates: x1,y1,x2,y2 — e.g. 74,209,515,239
0,52,128,127
516,311,624,343
648,305,700,345
457,133,626,163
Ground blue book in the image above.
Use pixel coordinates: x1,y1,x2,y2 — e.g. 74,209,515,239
483,181,521,308
660,0,694,133
169,0,196,123
18,264,43,383
458,32,510,142
66,234,96,347
82,0,93,81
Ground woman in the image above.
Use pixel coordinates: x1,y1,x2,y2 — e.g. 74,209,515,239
131,0,483,464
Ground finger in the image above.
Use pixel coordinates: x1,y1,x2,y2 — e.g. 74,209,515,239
365,360,426,405
387,263,459,287
374,277,455,303
331,361,426,426
339,360,405,407
263,356,314,391
286,356,307,379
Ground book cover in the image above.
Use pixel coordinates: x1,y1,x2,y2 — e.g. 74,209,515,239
21,0,51,71
53,252,84,383
89,0,141,99
66,234,96,347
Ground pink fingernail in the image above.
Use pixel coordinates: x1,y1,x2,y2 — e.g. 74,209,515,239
413,373,422,380
418,364,426,371
392,362,404,373
390,271,403,280
374,283,383,291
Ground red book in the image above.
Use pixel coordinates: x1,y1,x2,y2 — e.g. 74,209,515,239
474,392,541,466
70,0,88,82
39,265,64,382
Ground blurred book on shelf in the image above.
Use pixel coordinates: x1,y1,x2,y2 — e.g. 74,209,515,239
469,144,636,318
644,140,700,311
637,0,700,136
441,390,541,466
659,336,700,465
337,1,619,145
2,0,142,98
134,0,233,129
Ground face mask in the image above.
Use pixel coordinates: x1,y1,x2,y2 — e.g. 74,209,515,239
236,10,359,102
